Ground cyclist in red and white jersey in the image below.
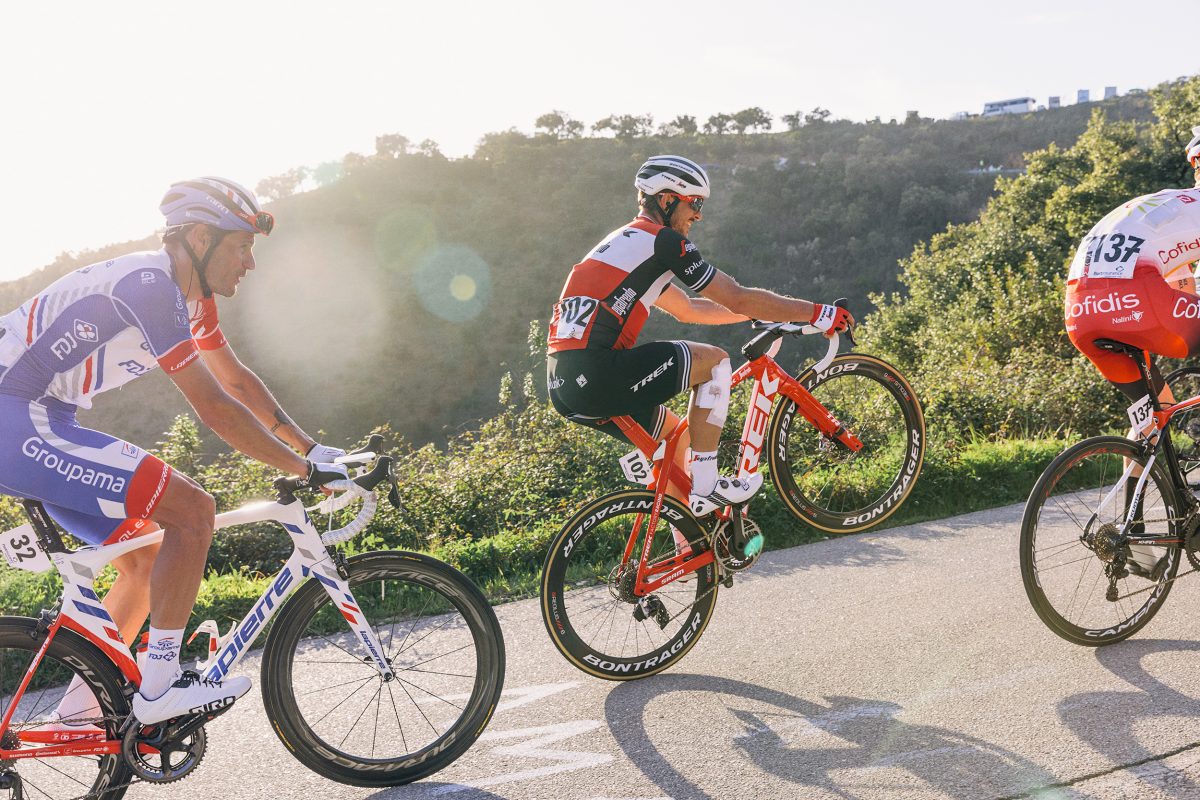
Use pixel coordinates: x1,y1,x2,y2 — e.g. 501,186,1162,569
548,155,854,509
1065,130,1200,401
0,178,347,726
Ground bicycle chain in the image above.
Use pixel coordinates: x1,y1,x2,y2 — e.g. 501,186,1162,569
1,714,148,800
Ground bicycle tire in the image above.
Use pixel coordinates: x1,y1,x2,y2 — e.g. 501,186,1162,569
1165,365,1200,484
1020,436,1182,646
260,551,504,787
0,616,133,800
766,354,925,533
540,489,717,681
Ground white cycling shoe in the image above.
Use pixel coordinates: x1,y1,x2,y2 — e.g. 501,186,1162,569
133,671,251,725
689,473,764,516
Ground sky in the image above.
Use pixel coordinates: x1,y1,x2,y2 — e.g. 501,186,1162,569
1,0,1196,282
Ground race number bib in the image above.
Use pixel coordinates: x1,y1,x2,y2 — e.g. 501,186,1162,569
1127,394,1154,436
619,448,653,485
1072,232,1146,280
0,524,51,573
554,297,598,340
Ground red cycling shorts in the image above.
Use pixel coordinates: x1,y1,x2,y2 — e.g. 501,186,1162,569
1065,261,1200,387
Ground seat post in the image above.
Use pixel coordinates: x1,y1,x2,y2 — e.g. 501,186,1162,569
19,500,67,554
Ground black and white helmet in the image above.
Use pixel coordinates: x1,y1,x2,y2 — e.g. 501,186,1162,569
1187,126,1200,167
635,155,710,198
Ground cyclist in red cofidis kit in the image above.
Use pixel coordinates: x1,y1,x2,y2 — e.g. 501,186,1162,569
0,178,349,728
1065,128,1200,402
547,155,854,511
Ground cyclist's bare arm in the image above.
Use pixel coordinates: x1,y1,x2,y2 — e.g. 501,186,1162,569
169,358,309,474
654,284,748,324
201,341,317,454
698,270,818,323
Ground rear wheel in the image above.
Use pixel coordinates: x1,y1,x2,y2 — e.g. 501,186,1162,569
261,551,504,787
0,617,133,800
1165,365,1200,489
766,354,925,533
540,490,717,680
1020,436,1182,646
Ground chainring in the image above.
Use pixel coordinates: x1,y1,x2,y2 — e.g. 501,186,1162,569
121,720,207,784
714,517,762,573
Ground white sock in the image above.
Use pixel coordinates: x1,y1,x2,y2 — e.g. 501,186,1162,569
690,451,718,497
55,674,100,723
139,626,184,700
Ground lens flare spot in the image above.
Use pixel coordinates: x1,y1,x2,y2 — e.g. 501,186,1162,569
413,245,492,323
449,274,477,301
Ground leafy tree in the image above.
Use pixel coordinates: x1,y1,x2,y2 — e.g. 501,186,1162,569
375,133,410,158
417,138,444,158
781,111,804,131
659,115,698,137
804,107,832,125
731,107,772,134
534,110,584,139
255,168,309,202
704,113,732,135
594,114,653,140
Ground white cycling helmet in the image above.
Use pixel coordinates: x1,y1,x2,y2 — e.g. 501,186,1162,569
1187,126,1200,168
635,155,710,198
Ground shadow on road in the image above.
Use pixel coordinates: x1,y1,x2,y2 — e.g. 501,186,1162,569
1052,638,1200,798
743,504,1020,585
605,673,1059,800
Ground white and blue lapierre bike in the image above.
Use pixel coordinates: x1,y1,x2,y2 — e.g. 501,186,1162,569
0,435,504,798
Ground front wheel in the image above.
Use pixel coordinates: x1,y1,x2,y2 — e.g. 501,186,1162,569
766,354,925,533
1020,436,1182,646
541,490,718,680
260,551,504,787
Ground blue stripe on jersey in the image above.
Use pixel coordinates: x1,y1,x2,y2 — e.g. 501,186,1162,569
34,296,45,336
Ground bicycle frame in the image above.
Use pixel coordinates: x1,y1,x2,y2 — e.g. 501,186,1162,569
0,494,393,761
611,337,864,598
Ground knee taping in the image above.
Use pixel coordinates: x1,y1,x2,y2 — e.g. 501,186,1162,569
695,358,731,426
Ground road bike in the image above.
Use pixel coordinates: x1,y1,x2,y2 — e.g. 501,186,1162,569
0,435,504,798
540,318,925,680
1020,338,1200,646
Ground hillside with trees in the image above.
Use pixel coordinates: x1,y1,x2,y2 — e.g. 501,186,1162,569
0,92,1153,449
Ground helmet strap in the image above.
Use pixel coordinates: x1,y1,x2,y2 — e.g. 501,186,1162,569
661,195,681,227
179,228,227,299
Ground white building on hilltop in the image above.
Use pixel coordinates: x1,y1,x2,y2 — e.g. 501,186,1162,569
982,97,1037,117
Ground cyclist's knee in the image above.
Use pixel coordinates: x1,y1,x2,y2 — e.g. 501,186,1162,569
685,343,728,385
151,473,216,542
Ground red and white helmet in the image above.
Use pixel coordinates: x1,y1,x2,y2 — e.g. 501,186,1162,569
1187,126,1200,168
635,155,710,198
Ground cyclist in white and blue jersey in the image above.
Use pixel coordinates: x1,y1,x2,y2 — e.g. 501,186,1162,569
0,178,347,725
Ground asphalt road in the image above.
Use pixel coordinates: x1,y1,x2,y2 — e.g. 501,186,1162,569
153,500,1200,800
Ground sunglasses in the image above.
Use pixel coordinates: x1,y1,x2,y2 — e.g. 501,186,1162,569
236,209,275,235
668,193,705,213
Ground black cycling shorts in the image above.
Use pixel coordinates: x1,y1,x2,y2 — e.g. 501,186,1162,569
547,341,692,442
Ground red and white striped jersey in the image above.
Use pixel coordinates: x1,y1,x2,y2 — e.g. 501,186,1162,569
548,216,716,352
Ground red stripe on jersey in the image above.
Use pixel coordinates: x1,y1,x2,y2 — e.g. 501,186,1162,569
82,356,93,394
25,297,38,344
101,518,157,545
190,297,227,351
158,341,199,374
125,458,173,520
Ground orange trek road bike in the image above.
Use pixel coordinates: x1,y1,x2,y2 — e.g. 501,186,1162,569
0,436,504,799
1021,338,1200,646
541,319,925,680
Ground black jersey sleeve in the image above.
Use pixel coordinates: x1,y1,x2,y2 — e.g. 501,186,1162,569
654,228,716,292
